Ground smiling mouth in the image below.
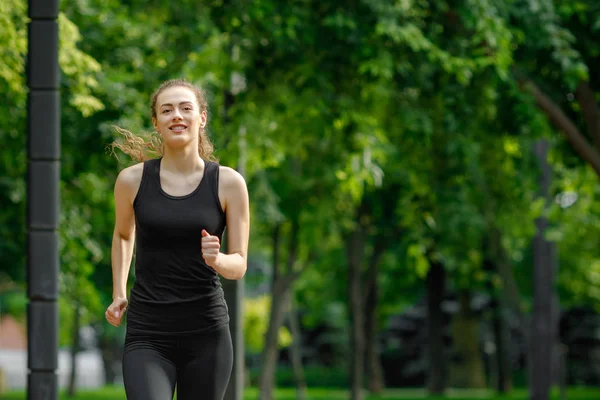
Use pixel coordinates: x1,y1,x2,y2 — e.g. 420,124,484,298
169,125,187,132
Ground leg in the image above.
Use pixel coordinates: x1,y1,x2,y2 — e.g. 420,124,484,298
176,325,234,400
122,340,177,400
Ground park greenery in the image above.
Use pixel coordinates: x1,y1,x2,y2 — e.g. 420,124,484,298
1,0,600,399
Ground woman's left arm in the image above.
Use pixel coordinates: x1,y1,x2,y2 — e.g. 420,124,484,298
202,166,250,280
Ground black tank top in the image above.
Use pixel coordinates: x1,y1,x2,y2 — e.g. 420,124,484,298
126,157,229,336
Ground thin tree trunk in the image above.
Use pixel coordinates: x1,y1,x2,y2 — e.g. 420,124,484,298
491,292,513,393
259,281,292,400
426,261,446,394
67,303,81,397
492,232,530,347
259,220,300,400
530,139,557,400
484,234,512,394
484,235,514,394
449,290,486,389
288,299,307,400
574,81,600,152
364,243,385,394
347,221,367,400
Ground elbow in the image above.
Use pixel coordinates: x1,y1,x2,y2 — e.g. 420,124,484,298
219,253,247,280
231,257,247,280
232,264,247,280
114,227,134,243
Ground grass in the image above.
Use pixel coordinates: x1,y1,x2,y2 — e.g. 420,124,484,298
3,386,600,400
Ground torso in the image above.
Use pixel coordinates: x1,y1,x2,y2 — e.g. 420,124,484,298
123,157,230,337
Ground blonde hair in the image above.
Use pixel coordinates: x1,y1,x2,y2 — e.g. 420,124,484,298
110,79,217,162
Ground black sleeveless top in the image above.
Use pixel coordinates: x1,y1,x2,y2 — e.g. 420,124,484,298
126,157,229,336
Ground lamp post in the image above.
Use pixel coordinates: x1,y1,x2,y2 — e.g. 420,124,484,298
27,1,60,399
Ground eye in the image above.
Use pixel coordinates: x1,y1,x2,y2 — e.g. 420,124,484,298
184,107,192,111
162,109,171,114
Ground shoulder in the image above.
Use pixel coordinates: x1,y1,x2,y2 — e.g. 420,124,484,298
217,165,248,211
114,162,145,201
116,162,145,186
217,165,246,190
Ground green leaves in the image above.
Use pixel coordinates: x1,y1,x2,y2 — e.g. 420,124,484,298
59,13,104,117
0,0,598,350
0,0,26,96
244,295,292,354
549,166,600,309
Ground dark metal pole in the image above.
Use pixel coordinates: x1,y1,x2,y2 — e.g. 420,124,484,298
27,1,60,399
223,126,246,400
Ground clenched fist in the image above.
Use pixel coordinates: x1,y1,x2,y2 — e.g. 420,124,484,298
201,229,221,269
105,297,128,327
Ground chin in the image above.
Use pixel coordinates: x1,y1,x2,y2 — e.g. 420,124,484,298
163,137,193,148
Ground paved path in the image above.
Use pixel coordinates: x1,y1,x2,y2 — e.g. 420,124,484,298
0,349,105,390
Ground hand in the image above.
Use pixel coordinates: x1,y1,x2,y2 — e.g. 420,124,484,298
105,297,128,327
201,229,221,269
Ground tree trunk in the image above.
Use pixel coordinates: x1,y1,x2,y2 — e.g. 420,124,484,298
574,81,600,153
426,261,446,394
449,290,486,389
258,281,292,400
491,293,513,393
347,223,366,400
259,221,300,400
485,256,513,394
482,230,515,394
492,231,530,348
288,299,307,400
530,139,557,400
364,244,385,394
67,303,81,397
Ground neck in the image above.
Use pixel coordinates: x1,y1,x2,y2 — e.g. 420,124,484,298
161,145,204,174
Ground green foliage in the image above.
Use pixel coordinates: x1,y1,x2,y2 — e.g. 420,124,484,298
508,0,589,88
0,1,107,335
58,14,104,117
0,290,27,319
1,1,600,387
0,0,26,95
244,295,292,354
549,166,600,309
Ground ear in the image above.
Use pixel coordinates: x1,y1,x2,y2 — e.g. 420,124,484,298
200,110,208,129
152,116,158,132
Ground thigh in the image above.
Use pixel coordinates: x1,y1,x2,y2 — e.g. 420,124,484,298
122,340,177,400
176,325,234,400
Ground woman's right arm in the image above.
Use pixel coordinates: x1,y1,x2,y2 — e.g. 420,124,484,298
111,164,143,301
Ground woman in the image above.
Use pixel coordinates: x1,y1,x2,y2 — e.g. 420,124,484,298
104,78,249,400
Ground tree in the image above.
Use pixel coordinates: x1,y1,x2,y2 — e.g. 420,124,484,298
511,0,599,177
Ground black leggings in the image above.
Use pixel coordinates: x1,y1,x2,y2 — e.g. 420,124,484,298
122,324,233,400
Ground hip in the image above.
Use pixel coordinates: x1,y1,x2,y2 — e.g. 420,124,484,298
124,323,232,359
125,292,229,337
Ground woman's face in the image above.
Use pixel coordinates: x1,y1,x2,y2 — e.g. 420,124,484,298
153,86,207,150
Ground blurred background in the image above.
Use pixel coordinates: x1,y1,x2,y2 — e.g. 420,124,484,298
1,0,600,399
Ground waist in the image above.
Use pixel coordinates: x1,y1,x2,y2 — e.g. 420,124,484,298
132,252,220,302
130,280,223,305
126,289,229,335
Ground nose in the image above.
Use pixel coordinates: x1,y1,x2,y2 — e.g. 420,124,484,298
172,108,183,120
